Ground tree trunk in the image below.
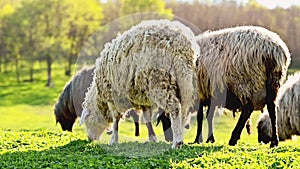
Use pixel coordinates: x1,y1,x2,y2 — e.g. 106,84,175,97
66,55,72,76
66,23,78,76
4,58,9,72
29,63,34,82
15,57,20,83
0,58,2,73
45,56,52,87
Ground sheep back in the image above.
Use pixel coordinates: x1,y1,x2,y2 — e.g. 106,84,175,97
71,66,95,116
196,26,290,105
84,19,199,116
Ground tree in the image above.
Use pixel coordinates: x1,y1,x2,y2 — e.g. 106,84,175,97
62,0,103,76
3,0,103,85
0,3,15,73
121,0,172,15
2,4,24,82
119,0,173,32
101,0,122,25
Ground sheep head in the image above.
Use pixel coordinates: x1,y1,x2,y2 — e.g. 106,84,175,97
80,108,109,141
257,112,272,144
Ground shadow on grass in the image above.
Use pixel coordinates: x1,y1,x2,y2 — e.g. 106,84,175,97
0,139,224,168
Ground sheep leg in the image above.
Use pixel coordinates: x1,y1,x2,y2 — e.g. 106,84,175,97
206,104,216,143
157,110,173,142
245,118,252,135
266,86,279,148
109,115,121,145
130,111,140,136
229,101,254,146
154,94,183,148
194,102,204,144
233,110,252,135
142,106,157,142
147,72,183,148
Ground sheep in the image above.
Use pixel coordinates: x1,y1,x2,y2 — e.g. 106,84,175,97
54,66,94,131
257,73,300,143
80,19,199,148
54,66,140,136
194,26,290,147
158,26,290,147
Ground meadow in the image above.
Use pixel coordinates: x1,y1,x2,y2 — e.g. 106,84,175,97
0,65,300,168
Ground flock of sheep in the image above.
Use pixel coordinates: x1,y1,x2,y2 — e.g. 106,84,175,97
54,19,299,149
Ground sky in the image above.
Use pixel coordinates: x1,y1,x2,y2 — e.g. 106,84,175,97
254,0,300,9
174,0,300,9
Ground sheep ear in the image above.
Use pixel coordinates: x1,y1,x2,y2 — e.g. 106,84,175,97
80,108,89,125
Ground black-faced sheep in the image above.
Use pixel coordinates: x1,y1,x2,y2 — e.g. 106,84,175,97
80,19,199,148
54,66,94,131
257,73,300,143
194,26,290,147
54,66,140,136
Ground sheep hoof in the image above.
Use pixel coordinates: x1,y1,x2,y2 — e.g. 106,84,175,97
109,140,116,145
109,135,118,145
228,139,237,146
172,141,184,149
165,137,173,142
192,137,203,144
270,140,278,148
149,135,157,142
206,135,215,143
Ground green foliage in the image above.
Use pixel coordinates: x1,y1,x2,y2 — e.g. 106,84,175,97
119,0,173,32
121,0,172,16
0,0,104,84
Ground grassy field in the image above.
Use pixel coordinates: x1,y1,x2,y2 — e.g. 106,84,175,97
1,65,300,168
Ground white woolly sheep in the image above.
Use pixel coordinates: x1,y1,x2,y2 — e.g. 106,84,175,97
257,73,300,143
54,66,140,136
80,19,199,148
193,26,290,147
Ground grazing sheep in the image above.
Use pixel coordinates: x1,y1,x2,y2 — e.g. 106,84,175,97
80,19,199,148
158,26,290,147
54,66,140,136
54,66,94,131
194,26,290,147
257,73,300,143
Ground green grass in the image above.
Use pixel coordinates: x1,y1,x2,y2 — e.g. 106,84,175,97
0,64,71,106
1,130,299,168
1,65,300,168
